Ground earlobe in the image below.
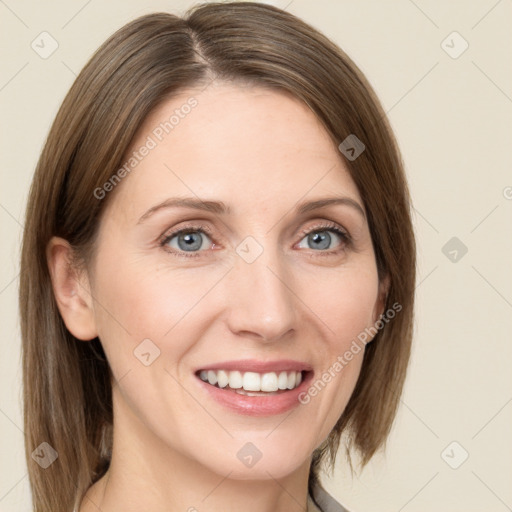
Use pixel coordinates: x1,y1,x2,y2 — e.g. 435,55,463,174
46,237,98,341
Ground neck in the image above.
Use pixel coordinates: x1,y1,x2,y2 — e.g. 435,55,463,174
80,391,312,512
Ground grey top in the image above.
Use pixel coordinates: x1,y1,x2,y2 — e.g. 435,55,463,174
309,481,349,512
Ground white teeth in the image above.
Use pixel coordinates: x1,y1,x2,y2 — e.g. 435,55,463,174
261,372,278,392
228,370,243,389
243,372,261,391
286,372,296,390
199,369,304,392
207,370,217,386
235,388,278,396
278,371,288,390
217,370,229,388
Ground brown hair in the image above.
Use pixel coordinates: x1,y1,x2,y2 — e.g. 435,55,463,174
20,2,415,510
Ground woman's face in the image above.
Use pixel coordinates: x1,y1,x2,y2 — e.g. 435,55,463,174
86,82,386,479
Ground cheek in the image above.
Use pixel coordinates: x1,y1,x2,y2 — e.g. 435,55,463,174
304,261,380,345
294,262,378,434
90,254,231,374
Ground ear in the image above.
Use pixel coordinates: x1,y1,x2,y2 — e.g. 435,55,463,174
372,273,391,324
46,237,98,341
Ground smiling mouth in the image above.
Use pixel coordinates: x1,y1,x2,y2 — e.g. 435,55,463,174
196,369,305,396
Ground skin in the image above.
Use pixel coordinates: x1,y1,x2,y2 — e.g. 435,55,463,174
48,82,388,512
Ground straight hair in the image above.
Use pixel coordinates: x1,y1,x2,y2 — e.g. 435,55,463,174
20,3,415,510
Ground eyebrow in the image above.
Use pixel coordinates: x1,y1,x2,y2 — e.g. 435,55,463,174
138,198,230,224
137,196,365,224
297,197,365,218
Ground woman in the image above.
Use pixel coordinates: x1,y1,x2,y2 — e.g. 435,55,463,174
20,2,415,511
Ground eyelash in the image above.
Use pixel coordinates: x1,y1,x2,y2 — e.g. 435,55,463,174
159,221,351,259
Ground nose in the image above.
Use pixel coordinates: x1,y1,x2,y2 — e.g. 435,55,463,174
223,242,298,343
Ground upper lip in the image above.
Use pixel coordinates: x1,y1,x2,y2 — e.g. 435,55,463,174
196,359,312,374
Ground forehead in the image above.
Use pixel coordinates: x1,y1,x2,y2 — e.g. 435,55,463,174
105,82,361,220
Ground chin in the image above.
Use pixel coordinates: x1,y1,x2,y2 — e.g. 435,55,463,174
193,436,312,481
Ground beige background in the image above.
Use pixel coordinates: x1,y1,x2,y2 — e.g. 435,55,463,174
1,0,511,510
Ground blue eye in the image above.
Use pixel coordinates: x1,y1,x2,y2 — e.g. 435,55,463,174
297,227,347,251
162,228,213,254
160,221,350,259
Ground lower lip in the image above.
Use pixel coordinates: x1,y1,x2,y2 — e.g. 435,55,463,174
196,372,313,417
